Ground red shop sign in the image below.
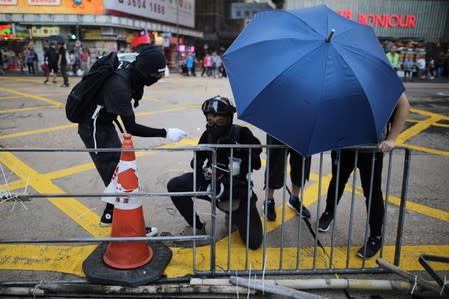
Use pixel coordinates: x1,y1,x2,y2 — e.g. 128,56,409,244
338,10,416,29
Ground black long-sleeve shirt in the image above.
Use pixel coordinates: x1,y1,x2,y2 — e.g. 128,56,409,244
96,68,166,138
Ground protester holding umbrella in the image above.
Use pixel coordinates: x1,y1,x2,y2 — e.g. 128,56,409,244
264,135,311,221
318,93,410,259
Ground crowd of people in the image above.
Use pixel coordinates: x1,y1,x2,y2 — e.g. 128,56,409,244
383,41,449,80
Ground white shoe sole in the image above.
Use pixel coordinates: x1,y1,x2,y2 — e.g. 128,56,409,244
146,226,158,237
318,220,333,232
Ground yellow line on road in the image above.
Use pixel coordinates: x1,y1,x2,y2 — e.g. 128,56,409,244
348,185,449,223
397,114,442,144
0,105,58,113
0,107,192,140
1,243,447,278
401,143,449,157
0,87,64,107
0,123,76,140
0,152,110,238
0,95,23,100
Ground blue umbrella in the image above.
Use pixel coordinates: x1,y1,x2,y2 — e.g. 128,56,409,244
222,5,405,157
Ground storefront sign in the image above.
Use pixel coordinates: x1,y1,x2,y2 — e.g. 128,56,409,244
28,0,61,5
105,0,195,28
338,10,416,29
31,26,60,37
0,24,13,39
0,0,17,5
0,0,103,13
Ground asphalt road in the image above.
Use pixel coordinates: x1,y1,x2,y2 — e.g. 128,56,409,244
0,74,448,297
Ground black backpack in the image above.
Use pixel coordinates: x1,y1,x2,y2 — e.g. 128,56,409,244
65,52,120,123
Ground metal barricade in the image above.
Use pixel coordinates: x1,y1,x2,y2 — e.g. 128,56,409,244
0,144,410,282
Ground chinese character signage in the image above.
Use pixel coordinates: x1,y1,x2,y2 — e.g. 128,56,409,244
0,0,103,13
105,0,195,28
28,0,61,5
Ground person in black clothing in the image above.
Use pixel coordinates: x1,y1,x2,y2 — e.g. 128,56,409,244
167,96,263,249
43,42,58,84
57,42,69,87
264,136,311,221
77,45,187,232
318,93,410,259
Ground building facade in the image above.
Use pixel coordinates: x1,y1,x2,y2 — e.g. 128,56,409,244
0,0,201,70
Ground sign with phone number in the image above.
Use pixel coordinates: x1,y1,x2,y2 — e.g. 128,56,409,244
106,0,194,28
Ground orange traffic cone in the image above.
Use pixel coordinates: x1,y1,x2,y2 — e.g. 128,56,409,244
103,133,153,269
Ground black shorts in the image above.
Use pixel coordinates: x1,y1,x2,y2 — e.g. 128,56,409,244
265,135,311,189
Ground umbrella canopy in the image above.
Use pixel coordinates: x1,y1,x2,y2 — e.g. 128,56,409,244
222,5,405,156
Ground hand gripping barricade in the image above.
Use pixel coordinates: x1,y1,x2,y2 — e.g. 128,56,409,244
83,134,172,287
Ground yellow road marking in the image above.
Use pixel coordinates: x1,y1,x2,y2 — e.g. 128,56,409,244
0,107,192,140
0,124,76,140
348,185,449,222
0,95,23,100
0,151,110,238
1,244,448,277
0,87,64,107
0,105,58,114
401,143,449,157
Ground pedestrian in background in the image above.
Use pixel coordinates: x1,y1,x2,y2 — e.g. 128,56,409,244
57,41,69,87
43,42,58,84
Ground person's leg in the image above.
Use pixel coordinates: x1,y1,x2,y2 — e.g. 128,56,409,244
264,135,285,221
61,65,69,86
358,152,384,237
319,150,355,232
233,192,263,250
356,151,384,258
167,172,205,229
288,150,311,218
78,122,121,223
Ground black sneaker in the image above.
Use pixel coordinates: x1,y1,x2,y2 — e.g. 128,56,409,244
318,211,334,232
264,198,276,221
43,80,48,84
100,209,113,226
287,196,311,219
357,236,381,259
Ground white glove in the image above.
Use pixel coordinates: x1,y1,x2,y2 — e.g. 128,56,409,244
166,128,187,142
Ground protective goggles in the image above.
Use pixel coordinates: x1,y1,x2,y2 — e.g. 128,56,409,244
206,118,228,126
201,98,235,115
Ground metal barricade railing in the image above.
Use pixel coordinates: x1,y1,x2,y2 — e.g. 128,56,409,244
0,144,411,280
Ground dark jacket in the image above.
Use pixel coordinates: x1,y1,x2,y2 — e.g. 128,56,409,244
192,124,262,182
94,68,166,138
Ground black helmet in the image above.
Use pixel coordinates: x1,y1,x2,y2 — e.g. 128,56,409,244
201,96,236,116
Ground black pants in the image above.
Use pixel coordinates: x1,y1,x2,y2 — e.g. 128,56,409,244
60,64,69,85
167,172,263,250
265,135,311,190
78,121,121,210
325,149,384,237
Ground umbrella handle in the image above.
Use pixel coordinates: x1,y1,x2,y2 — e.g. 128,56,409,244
326,29,336,43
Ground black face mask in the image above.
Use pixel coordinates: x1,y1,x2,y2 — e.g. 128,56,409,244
206,123,229,139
